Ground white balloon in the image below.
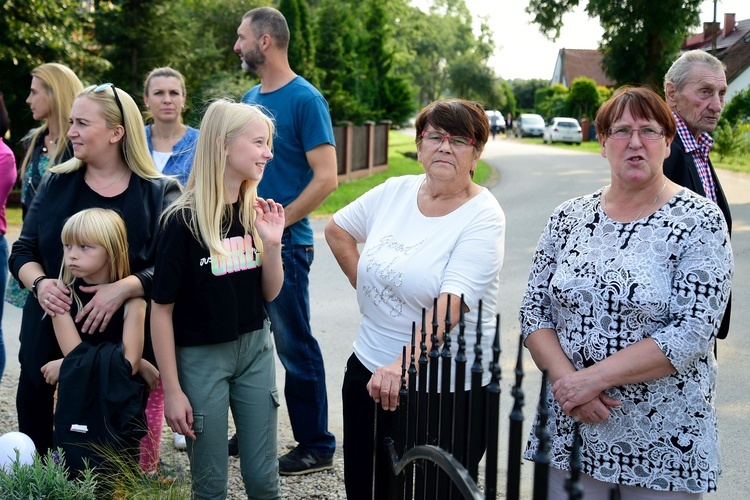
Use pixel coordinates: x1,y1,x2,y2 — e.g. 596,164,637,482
0,432,36,471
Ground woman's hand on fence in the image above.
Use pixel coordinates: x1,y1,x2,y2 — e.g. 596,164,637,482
367,359,404,411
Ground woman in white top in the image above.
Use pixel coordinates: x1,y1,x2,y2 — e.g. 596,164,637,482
326,98,505,499
141,66,198,470
143,67,198,187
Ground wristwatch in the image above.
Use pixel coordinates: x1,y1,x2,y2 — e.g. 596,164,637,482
31,275,49,299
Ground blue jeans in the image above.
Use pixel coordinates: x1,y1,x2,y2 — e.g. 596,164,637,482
265,232,335,458
178,321,280,499
0,235,8,383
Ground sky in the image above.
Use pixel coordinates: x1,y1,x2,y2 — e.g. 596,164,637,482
414,0,750,81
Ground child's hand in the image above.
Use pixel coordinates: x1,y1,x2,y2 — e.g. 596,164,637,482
40,358,63,386
164,390,196,441
253,197,285,246
138,360,160,391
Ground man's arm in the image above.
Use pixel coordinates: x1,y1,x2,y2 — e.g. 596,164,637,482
281,143,338,227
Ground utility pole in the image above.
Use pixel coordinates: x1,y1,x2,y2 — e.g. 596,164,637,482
712,0,718,56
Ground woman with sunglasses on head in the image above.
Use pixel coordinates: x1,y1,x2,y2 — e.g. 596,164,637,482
9,83,181,454
325,98,505,499
520,87,732,498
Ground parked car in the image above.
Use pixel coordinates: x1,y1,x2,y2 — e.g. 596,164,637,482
485,109,506,136
513,113,545,138
543,117,583,145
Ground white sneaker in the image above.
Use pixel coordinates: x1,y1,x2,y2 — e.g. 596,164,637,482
173,432,187,450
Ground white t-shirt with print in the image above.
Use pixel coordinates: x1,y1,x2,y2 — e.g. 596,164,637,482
333,174,505,389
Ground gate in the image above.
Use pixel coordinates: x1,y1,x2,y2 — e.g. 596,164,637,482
372,296,595,500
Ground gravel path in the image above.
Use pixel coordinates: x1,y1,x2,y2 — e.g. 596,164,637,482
0,372,346,498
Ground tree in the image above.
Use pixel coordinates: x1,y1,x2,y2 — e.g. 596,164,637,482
535,84,568,119
500,80,517,117
279,0,316,82
567,77,600,119
525,0,703,88
0,0,109,159
721,87,750,125
390,0,496,107
510,78,550,112
94,0,172,94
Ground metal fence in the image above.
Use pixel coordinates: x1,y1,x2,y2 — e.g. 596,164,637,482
373,296,601,500
333,120,391,182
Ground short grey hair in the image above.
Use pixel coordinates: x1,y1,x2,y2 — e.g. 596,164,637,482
664,50,725,93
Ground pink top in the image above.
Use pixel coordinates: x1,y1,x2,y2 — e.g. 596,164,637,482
0,139,18,234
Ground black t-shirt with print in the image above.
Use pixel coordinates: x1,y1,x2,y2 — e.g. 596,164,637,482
152,203,265,347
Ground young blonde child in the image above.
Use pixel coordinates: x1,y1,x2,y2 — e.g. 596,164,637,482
151,99,284,498
40,208,151,474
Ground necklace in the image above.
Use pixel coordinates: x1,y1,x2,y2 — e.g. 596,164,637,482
41,135,58,155
152,126,185,141
602,179,668,222
86,169,129,192
153,133,183,140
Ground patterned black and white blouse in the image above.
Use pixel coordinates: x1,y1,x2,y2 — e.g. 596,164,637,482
519,187,733,493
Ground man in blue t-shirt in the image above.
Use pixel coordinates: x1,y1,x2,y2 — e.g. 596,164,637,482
233,6,338,475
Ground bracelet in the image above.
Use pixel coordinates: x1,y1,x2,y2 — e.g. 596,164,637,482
31,275,49,299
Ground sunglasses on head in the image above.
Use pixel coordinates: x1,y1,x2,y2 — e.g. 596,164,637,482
88,83,126,131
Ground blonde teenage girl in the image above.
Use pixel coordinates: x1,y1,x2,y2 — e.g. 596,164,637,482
151,99,284,499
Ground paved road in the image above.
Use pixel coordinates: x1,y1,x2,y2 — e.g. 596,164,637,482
3,135,748,496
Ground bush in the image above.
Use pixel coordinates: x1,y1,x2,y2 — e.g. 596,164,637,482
0,448,97,499
713,121,745,161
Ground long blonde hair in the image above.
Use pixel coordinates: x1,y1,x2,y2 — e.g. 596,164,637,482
50,84,162,180
58,208,130,313
20,63,83,180
162,99,274,258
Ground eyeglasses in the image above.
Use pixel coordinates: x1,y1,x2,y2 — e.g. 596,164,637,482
607,127,665,141
420,130,475,148
87,84,126,131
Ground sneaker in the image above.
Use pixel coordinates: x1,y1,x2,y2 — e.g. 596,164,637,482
173,432,187,451
278,446,334,476
228,433,239,457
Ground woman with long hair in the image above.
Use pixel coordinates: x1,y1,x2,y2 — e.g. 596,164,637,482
9,83,180,454
20,63,83,216
151,99,283,498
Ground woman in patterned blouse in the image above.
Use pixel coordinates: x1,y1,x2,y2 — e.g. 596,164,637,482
519,86,733,498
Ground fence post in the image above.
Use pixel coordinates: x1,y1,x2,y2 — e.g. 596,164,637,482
484,316,502,499
506,335,526,500
365,120,375,177
338,121,353,182
533,370,550,500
